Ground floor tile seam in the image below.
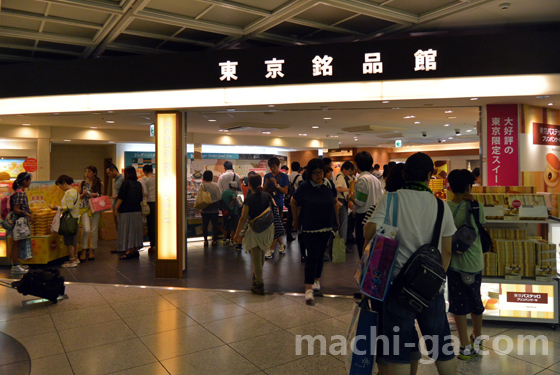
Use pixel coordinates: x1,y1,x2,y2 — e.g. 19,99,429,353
105,361,171,375
151,342,227,362
0,311,51,323
179,309,252,326
59,330,139,354
216,325,288,346
1,326,58,340
253,310,333,330
52,316,124,332
543,365,560,373
112,304,178,319
47,313,77,375
225,342,270,372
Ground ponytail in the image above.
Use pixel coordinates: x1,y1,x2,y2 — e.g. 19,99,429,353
12,180,20,191
13,172,31,191
254,186,263,194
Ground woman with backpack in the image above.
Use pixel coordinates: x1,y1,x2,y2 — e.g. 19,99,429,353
8,172,34,274
234,174,275,295
291,158,339,306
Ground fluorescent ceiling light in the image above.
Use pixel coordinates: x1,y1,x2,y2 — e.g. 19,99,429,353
549,103,555,106
466,129,472,132
312,126,319,129
323,117,331,120
90,127,97,129
208,119,216,122
448,116,456,119
63,139,71,142
382,101,390,103
106,120,115,123
22,123,30,126
470,98,478,101
444,124,450,127
445,110,453,113
415,121,420,124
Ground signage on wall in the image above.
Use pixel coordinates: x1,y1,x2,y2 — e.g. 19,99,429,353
486,104,519,186
23,158,38,172
395,139,403,148
150,124,154,137
124,152,155,178
533,123,560,146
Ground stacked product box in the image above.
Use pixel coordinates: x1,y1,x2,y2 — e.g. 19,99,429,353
483,252,498,276
99,210,117,241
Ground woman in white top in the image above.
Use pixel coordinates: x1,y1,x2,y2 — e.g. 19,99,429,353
50,175,80,268
140,164,156,252
77,166,104,261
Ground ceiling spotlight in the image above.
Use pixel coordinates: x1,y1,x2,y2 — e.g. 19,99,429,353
262,131,271,134
445,110,453,113
90,127,98,129
448,116,456,119
549,103,555,106
208,119,216,122
466,129,472,132
354,139,358,141
323,117,332,120
415,121,420,124
63,140,71,142
444,124,450,127
268,104,275,107
470,98,478,101
22,124,30,126
312,126,319,129
449,137,454,139
105,120,115,123
382,100,390,104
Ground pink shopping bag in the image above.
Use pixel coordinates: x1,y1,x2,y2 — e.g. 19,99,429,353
89,196,112,213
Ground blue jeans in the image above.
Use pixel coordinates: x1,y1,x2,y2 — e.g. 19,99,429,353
381,288,455,364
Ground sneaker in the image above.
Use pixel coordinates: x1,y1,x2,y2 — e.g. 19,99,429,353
223,238,229,245
229,240,235,247
265,249,274,259
251,283,265,295
279,243,286,254
20,264,29,270
11,265,28,274
470,335,484,356
312,280,321,291
76,258,80,264
61,261,78,268
458,345,475,361
235,244,243,251
305,289,315,305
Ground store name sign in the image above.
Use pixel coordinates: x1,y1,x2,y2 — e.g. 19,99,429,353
507,292,548,304
533,123,560,146
156,114,177,260
487,104,519,186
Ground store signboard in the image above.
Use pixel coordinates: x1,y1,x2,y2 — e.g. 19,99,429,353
23,158,38,172
533,123,560,146
0,159,25,178
124,152,155,178
202,153,239,159
150,124,155,137
487,104,519,186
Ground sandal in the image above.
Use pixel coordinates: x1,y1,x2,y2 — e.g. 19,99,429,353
79,250,87,261
120,252,140,259
211,240,217,246
88,250,96,260
204,240,209,247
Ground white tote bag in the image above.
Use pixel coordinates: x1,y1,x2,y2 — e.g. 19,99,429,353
51,207,61,233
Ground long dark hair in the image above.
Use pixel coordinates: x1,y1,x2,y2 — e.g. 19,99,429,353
12,172,31,190
124,166,138,181
82,166,102,194
385,164,406,192
249,174,263,194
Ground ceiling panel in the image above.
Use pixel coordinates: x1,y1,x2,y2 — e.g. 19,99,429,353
0,15,42,31
144,0,211,18
296,3,357,25
337,14,396,34
34,51,77,60
127,19,183,37
158,41,207,52
42,22,99,39
175,28,228,43
0,47,33,58
112,33,165,49
102,49,142,57
0,36,36,47
267,21,318,39
37,41,85,54
302,30,354,43
387,0,458,15
199,6,263,28
48,3,110,25
228,0,290,12
2,0,48,15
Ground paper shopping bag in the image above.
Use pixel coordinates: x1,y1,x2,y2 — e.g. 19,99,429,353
346,298,378,375
89,196,112,213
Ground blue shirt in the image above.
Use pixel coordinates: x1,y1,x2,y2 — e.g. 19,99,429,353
263,172,289,208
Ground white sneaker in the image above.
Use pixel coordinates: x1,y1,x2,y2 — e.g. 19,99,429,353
20,264,29,270
279,243,286,254
305,289,315,305
229,240,235,247
76,258,80,264
265,249,274,259
11,265,28,274
61,261,78,268
312,280,321,291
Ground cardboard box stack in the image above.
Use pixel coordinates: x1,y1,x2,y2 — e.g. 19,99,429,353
483,252,498,276
99,210,118,241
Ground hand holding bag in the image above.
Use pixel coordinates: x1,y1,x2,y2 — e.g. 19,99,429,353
51,207,61,233
194,184,212,210
58,195,78,236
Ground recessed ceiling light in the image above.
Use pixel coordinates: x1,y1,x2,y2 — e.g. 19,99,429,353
268,104,275,107
107,111,114,113
354,139,358,141
442,140,446,142
323,117,331,120
445,110,453,113
299,133,307,136
262,131,271,134
63,140,71,142
466,129,472,132
457,133,462,136
537,95,550,98
392,107,401,110
312,126,319,129
382,101,390,104
414,121,420,124
22,123,30,126
106,120,115,123
90,127,97,129
448,116,456,119
449,137,454,139
444,124,450,127
549,103,555,106
219,129,223,132
339,142,342,144
223,130,228,132
208,119,216,122
404,115,416,119
470,98,478,101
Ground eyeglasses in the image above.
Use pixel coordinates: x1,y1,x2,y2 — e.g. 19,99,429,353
312,171,325,176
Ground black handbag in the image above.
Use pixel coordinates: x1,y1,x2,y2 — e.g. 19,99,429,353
58,195,78,236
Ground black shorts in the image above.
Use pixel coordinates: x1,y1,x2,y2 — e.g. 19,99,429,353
447,268,485,316
223,213,239,232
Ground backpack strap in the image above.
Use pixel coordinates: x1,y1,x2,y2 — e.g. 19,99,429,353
430,198,444,248
384,192,399,227
471,200,482,226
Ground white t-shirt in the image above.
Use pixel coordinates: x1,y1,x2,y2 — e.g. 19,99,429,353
288,172,302,189
217,170,241,193
140,176,156,202
335,172,349,200
369,189,457,276
354,171,383,214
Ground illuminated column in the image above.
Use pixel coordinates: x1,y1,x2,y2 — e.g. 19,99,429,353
155,111,185,278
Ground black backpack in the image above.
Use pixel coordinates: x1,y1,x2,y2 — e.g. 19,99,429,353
393,198,446,314
451,201,477,255
284,174,301,204
471,200,493,253
11,268,66,303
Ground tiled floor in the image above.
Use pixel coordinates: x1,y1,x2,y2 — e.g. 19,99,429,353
0,236,361,295
0,282,559,375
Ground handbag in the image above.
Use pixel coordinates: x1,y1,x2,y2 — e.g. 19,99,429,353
89,195,112,213
58,195,79,236
250,200,274,233
332,231,346,263
345,298,378,375
1,211,16,230
141,199,150,216
13,217,31,241
194,184,212,210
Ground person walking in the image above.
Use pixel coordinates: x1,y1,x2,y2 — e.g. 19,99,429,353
8,172,34,274
334,161,354,253
222,180,242,250
106,164,124,231
217,161,241,193
292,158,339,305
51,175,80,268
200,171,222,246
77,166,104,261
365,152,457,375
140,164,156,252
234,174,275,295
114,166,144,259
263,157,289,259
286,161,302,242
446,169,486,361
348,151,383,258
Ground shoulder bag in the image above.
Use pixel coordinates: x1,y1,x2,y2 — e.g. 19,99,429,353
194,184,212,210
58,194,79,236
249,196,274,233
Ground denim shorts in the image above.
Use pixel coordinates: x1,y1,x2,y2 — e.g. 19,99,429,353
447,268,485,316
380,289,455,364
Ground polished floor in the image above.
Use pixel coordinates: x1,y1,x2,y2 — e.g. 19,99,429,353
1,282,560,375
0,236,362,295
